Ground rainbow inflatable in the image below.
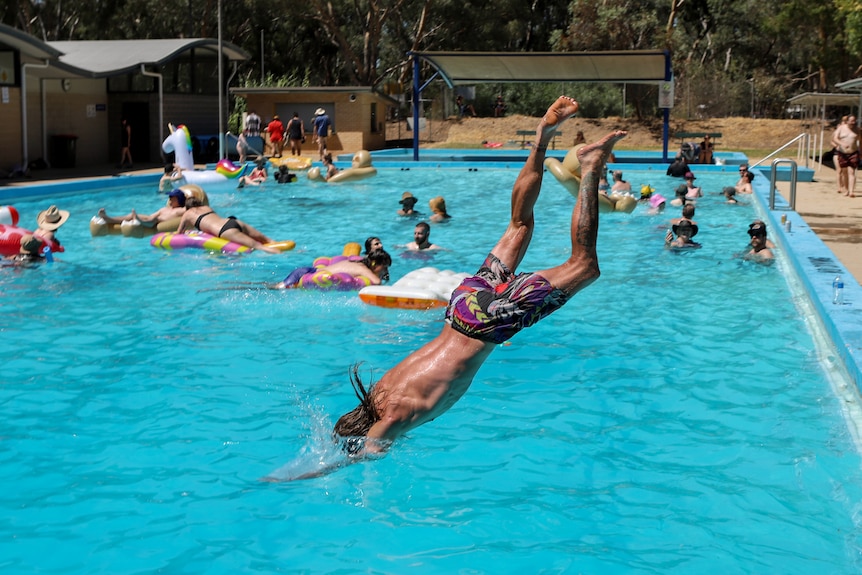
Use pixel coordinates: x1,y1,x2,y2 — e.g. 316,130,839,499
162,124,248,185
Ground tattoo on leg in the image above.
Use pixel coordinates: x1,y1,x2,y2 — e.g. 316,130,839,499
575,172,599,247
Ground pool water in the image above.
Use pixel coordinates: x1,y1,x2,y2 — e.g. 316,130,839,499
2,167,862,573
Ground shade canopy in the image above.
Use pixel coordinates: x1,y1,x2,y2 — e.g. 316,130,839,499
412,50,672,86
407,50,673,161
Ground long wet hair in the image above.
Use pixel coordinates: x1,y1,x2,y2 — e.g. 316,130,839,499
333,363,380,438
362,248,392,270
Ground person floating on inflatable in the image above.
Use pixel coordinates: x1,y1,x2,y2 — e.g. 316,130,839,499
545,146,636,213
307,150,377,183
97,190,186,230
177,195,283,254
272,249,392,290
2,205,69,263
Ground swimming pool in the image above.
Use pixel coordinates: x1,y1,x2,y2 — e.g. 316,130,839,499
2,166,862,573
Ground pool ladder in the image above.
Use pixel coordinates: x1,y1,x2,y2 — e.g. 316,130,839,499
767,159,798,211
753,133,805,211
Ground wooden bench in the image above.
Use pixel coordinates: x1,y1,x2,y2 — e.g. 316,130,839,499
516,129,563,150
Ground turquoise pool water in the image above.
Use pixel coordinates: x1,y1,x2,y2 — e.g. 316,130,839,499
2,167,862,573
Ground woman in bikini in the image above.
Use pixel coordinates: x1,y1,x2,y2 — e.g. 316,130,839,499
177,196,281,253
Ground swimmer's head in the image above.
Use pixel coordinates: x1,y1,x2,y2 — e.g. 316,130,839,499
364,236,383,254
167,190,186,207
19,234,44,255
413,222,431,245
364,248,391,282
334,364,379,439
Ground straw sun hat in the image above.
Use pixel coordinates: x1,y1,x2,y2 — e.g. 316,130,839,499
37,205,70,231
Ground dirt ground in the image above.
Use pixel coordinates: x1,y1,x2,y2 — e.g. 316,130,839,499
387,114,807,154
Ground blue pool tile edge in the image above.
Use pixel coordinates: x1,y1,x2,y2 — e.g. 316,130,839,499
753,168,862,388
0,173,161,202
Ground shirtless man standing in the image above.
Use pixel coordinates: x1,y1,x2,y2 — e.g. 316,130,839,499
831,115,860,197
276,96,626,479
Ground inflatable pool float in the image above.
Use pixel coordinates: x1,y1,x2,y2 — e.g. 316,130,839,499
0,206,19,226
150,231,295,254
91,184,210,238
270,156,313,171
307,150,377,183
359,267,469,310
283,254,373,291
0,224,64,257
544,146,635,213
90,216,181,238
162,124,247,184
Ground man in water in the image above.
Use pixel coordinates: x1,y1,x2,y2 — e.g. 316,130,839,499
326,97,626,462
742,221,774,262
404,222,441,251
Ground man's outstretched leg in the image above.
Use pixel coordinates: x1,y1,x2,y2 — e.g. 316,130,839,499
491,96,580,271
540,130,628,296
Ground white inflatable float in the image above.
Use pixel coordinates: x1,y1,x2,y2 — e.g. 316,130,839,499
161,124,246,185
359,267,469,310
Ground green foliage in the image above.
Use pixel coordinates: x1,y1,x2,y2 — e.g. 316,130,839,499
6,0,862,120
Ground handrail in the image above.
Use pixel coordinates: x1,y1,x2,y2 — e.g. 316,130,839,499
769,159,798,210
751,133,809,170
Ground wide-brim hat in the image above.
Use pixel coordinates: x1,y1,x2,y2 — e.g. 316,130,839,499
673,220,699,238
315,108,325,116
684,171,696,180
37,205,70,231
399,191,417,206
649,193,666,208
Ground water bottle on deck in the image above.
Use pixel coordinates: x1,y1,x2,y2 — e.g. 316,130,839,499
833,276,844,305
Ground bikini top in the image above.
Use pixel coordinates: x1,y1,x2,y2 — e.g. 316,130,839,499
194,211,215,231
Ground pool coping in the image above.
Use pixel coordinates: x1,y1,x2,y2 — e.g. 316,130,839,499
752,168,862,390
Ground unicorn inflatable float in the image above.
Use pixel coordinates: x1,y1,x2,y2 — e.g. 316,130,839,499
161,123,246,185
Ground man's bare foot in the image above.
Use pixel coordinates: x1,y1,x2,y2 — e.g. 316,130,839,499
97,208,108,219
577,131,628,172
537,96,580,144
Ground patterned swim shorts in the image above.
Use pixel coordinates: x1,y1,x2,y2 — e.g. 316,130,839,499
445,253,569,344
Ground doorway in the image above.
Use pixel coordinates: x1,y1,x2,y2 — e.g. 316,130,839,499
121,102,151,163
